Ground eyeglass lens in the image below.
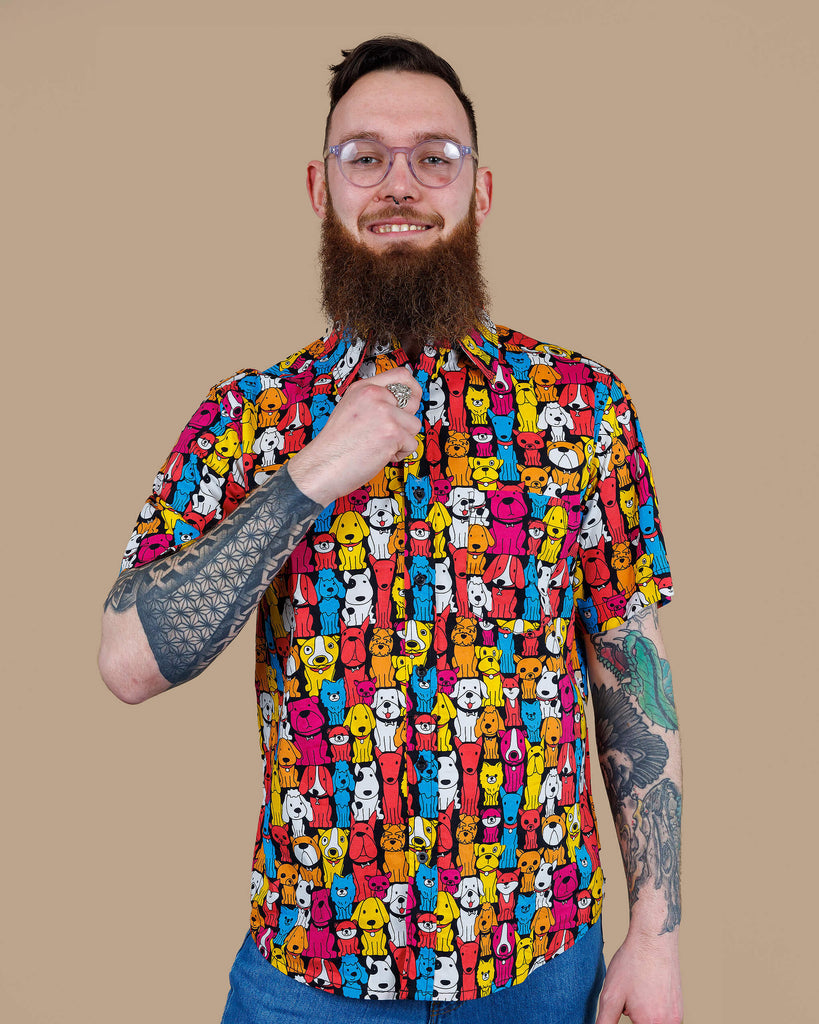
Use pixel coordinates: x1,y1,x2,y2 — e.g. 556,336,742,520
336,139,464,187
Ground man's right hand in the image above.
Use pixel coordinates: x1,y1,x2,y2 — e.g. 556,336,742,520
287,365,422,507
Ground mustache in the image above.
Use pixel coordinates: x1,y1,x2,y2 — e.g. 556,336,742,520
358,207,445,231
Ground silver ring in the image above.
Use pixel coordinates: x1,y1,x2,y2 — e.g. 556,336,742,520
386,382,412,409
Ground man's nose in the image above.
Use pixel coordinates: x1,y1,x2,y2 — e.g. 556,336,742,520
379,152,417,203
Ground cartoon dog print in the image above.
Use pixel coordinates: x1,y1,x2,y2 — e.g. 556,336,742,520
251,425,284,469
446,485,488,546
299,764,334,828
370,688,406,752
350,761,382,821
343,703,377,763
434,557,457,615
297,635,340,697
466,576,493,619
431,951,460,1000
428,690,457,752
329,510,370,571
538,401,574,441
433,890,461,953
403,620,433,667
336,570,372,628
444,431,472,486
469,455,503,490
512,378,539,431
281,788,313,838
362,496,401,559
475,842,503,904
479,761,503,806
465,384,491,424
476,644,504,706
476,703,503,760
351,896,390,956
499,727,527,792
540,767,561,817
454,876,485,942
450,616,479,678
407,818,438,877
426,376,448,425
451,676,488,743
258,690,275,750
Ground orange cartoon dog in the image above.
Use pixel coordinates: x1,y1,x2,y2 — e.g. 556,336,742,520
444,432,472,486
451,617,479,678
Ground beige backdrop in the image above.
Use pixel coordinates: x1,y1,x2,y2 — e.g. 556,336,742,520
2,1,816,1021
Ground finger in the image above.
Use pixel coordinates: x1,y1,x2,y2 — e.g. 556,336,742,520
390,434,420,459
371,367,422,397
393,444,420,463
372,383,422,418
594,986,625,1024
350,375,420,402
374,364,417,382
395,408,423,432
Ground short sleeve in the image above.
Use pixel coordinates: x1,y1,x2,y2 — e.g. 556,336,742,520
573,375,673,634
117,369,279,572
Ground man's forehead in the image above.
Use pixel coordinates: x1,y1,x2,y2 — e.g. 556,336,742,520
326,70,472,145
333,127,465,147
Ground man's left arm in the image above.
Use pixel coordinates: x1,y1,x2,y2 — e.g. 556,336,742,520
583,602,683,1024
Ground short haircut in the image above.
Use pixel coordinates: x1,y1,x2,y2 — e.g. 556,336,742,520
324,36,478,151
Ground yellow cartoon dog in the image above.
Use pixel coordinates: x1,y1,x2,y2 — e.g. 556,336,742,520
329,510,370,571
352,897,391,955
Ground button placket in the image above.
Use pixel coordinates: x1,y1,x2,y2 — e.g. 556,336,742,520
395,382,443,953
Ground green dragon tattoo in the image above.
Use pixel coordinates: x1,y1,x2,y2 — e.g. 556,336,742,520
593,624,678,731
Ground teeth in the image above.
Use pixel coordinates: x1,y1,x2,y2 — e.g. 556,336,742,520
372,223,429,233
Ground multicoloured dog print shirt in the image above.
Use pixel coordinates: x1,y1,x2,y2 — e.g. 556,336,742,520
121,322,672,1001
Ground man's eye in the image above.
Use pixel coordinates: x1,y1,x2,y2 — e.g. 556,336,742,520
352,154,382,166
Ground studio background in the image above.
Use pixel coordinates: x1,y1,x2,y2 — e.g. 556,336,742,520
2,2,815,1021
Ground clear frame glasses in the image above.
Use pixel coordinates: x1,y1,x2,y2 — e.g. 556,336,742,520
325,138,476,188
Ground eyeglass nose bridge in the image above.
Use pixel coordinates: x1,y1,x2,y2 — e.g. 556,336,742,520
379,146,419,188
384,147,421,187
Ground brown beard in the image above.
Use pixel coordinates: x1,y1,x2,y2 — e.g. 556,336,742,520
319,195,489,358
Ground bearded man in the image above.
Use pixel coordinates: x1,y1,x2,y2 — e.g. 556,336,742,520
99,36,682,1024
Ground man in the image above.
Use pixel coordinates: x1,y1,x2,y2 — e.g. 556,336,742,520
99,37,682,1024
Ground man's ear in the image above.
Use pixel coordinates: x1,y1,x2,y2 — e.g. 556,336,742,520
474,167,493,228
307,160,328,219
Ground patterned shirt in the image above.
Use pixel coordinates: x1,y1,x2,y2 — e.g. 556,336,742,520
121,321,672,1001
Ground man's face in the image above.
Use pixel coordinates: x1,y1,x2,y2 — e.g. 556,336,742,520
307,70,492,249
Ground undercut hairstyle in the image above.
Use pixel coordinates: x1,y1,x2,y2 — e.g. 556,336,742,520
324,36,478,151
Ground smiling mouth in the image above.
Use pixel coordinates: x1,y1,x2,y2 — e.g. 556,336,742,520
369,223,431,234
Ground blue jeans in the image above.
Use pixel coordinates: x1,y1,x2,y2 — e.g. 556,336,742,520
220,922,605,1024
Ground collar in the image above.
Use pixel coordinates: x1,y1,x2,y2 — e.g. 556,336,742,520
315,315,503,396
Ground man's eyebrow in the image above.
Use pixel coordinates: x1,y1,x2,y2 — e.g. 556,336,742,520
332,129,467,147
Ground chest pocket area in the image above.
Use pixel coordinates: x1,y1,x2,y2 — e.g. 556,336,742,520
463,487,533,625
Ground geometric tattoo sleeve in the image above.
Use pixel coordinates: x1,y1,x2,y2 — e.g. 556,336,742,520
103,463,322,686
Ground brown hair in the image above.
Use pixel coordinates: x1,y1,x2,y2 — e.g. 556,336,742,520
324,36,478,151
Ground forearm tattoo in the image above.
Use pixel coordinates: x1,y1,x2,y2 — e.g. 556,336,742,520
104,464,322,686
591,606,682,933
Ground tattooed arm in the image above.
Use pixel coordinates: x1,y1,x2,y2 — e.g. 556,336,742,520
98,464,323,702
98,366,423,704
584,603,683,1024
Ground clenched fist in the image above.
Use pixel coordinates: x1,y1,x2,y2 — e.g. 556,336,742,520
287,366,422,506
